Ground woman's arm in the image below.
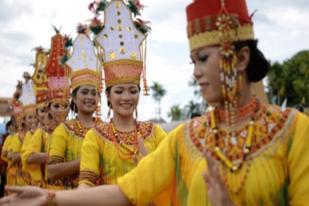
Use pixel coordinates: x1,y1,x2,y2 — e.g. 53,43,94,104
11,152,21,163
0,185,132,206
47,159,80,181
55,185,132,206
27,152,48,165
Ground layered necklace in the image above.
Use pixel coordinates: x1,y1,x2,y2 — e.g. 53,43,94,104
109,119,140,160
207,97,260,172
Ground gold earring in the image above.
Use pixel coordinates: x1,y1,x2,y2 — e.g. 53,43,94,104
107,107,111,119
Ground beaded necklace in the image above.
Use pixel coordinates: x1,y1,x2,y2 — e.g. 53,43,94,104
109,119,139,160
207,98,260,172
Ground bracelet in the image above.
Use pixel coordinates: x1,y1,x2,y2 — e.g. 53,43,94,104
46,190,57,206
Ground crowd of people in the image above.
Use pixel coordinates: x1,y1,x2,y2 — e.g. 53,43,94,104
0,0,308,205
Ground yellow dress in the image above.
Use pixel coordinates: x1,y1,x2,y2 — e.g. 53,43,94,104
118,105,309,206
20,131,36,185
79,121,167,186
1,134,14,185
48,119,98,189
1,134,13,163
8,133,27,186
22,128,49,186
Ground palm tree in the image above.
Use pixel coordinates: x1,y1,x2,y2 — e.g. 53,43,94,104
167,105,182,121
150,82,166,121
185,100,201,118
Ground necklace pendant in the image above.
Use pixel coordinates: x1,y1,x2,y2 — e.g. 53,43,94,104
230,136,238,145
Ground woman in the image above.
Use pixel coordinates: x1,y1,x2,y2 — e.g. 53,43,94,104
78,0,167,191
2,0,309,205
19,76,41,186
21,47,52,187
47,27,102,190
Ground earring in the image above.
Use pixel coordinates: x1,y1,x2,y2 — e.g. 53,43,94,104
135,109,138,119
107,107,111,119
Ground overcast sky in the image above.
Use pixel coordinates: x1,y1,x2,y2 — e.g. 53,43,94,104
0,0,308,121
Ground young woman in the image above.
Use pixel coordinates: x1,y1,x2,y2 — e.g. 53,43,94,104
21,47,52,187
78,1,167,193
2,0,309,205
47,28,102,190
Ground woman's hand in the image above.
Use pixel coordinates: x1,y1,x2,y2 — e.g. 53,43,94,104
203,150,235,206
0,186,52,206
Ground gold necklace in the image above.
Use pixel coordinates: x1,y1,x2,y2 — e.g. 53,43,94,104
109,120,139,160
207,99,259,172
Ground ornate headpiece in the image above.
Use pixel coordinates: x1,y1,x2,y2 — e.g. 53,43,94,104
66,26,101,92
45,29,71,102
186,0,256,125
186,0,254,51
19,73,36,115
32,46,49,106
95,0,150,94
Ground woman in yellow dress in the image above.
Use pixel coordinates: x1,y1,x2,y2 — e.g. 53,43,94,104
47,26,103,190
21,47,51,187
19,74,40,186
2,0,309,205
78,0,167,190
1,119,17,187
6,98,27,187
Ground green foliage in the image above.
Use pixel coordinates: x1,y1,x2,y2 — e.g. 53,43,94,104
150,82,166,102
167,105,183,121
127,1,140,17
267,50,309,106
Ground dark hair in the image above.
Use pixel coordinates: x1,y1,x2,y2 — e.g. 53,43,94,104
5,120,12,132
105,85,141,108
294,105,304,112
234,40,270,82
70,87,80,113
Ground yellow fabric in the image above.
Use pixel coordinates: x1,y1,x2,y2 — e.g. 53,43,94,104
1,134,13,163
79,123,166,186
80,123,169,205
48,120,86,189
22,128,49,186
8,133,27,186
1,134,14,185
20,131,35,185
118,107,309,206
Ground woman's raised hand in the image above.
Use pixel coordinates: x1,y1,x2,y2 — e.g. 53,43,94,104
203,150,235,206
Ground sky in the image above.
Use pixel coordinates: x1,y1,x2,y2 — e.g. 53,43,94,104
0,0,308,122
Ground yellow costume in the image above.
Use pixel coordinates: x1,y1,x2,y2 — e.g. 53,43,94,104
20,131,35,185
21,128,49,187
8,133,27,186
49,119,101,189
118,105,309,205
79,122,166,186
1,134,15,186
1,134,13,163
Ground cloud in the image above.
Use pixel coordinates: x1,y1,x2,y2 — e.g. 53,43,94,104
0,0,33,24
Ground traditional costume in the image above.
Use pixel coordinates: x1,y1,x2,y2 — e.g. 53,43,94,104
117,0,309,205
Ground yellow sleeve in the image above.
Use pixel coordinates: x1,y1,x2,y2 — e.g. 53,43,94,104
79,129,100,187
10,134,22,153
21,132,35,168
152,124,167,147
117,124,183,206
1,135,12,162
288,112,309,205
49,124,68,163
27,128,44,155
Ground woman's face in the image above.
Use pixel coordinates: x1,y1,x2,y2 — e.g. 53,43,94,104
49,100,69,124
191,46,223,105
24,112,37,131
107,83,140,118
73,85,99,115
37,105,48,127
